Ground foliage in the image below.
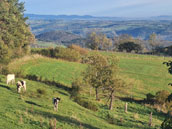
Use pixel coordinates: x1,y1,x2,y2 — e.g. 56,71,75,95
0,0,35,64
37,88,46,95
114,35,143,53
86,32,112,50
70,78,83,98
118,41,142,53
83,52,108,100
148,33,161,51
145,93,155,104
31,47,81,62
155,90,170,105
73,96,98,111
161,117,172,129
68,44,88,55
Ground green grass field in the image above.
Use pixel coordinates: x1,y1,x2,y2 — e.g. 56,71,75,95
1,52,172,129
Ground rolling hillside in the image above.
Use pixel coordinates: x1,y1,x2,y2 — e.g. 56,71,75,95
1,52,172,128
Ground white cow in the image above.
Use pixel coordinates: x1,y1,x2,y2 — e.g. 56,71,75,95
6,74,15,85
17,80,26,93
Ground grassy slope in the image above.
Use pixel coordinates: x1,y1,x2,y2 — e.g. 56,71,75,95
2,52,172,129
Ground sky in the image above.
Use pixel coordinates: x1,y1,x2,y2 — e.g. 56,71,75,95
19,0,172,17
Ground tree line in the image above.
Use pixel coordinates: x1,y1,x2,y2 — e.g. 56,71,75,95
85,32,164,55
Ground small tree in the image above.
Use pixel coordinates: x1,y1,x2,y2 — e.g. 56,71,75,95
148,33,161,53
118,41,142,53
99,34,112,51
83,53,108,100
86,32,100,50
86,32,112,51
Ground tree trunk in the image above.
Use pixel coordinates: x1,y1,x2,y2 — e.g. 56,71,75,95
95,88,99,101
109,91,114,110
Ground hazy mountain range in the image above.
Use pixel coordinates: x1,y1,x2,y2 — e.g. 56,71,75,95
25,14,172,21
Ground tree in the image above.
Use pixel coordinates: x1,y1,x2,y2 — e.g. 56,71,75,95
99,34,112,51
86,32,112,51
83,53,108,100
102,56,126,110
86,32,100,50
118,41,142,53
114,34,143,53
148,33,161,52
0,0,35,64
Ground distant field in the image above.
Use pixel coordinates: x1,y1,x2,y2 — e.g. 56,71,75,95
4,52,172,128
8,55,86,86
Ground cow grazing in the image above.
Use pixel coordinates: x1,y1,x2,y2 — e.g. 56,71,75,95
17,80,26,93
53,97,61,111
6,74,15,85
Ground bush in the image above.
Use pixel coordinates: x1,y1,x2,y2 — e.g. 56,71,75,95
37,88,46,95
155,90,170,104
74,96,98,111
146,93,155,104
31,47,81,62
0,65,9,75
161,117,172,129
68,44,88,55
70,79,83,98
117,41,142,53
106,113,117,124
53,47,81,62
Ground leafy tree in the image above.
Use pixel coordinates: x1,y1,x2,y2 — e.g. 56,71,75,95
0,0,35,64
114,34,143,53
148,33,161,52
118,41,142,53
86,32,112,50
83,53,108,100
102,56,127,110
99,34,112,51
86,32,100,50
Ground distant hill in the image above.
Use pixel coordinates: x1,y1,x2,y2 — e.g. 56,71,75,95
36,30,85,46
25,14,172,21
25,14,129,21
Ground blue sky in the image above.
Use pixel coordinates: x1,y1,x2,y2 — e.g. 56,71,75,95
19,0,172,17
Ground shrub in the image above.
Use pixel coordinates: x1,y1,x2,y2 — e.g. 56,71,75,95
161,117,172,129
68,44,88,55
70,79,83,98
146,93,155,104
155,90,170,105
74,96,98,111
32,47,81,62
0,66,9,75
117,41,142,53
37,88,46,95
53,47,81,62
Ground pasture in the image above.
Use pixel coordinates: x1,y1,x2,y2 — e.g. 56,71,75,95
1,52,172,128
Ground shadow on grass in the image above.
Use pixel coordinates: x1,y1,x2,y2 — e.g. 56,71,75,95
26,74,71,92
58,91,69,96
25,100,42,107
0,84,11,90
118,96,144,104
32,110,99,129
